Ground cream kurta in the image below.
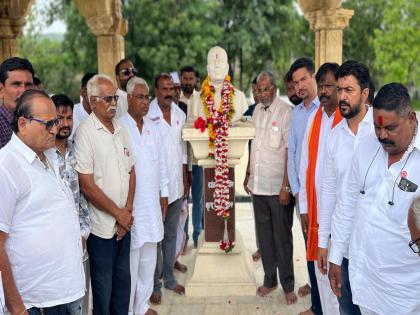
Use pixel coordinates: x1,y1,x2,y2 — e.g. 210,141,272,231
74,112,135,239
119,114,169,249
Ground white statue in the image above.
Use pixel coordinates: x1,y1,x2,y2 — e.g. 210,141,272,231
188,46,248,123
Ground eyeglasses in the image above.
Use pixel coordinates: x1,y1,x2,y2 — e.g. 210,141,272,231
257,86,274,94
130,94,150,102
318,84,336,90
409,236,420,253
119,68,138,76
25,116,60,131
93,95,119,104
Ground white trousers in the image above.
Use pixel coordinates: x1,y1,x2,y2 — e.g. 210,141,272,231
129,242,158,315
315,260,340,315
359,306,379,315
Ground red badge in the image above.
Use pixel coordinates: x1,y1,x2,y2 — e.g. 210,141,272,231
401,170,408,178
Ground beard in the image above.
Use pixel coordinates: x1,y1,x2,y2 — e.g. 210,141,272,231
289,95,302,105
181,84,194,94
339,100,362,119
56,128,71,140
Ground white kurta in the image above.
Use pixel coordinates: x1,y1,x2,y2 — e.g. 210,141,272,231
329,128,420,314
147,99,187,204
116,88,129,118
119,114,169,249
319,107,374,249
71,102,89,138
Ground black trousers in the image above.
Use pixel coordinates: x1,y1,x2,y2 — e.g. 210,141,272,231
252,194,295,292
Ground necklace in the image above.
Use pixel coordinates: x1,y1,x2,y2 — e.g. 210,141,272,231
400,123,418,162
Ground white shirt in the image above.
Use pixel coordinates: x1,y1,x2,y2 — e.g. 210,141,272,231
329,129,420,314
299,107,337,214
71,102,90,138
0,134,84,309
147,99,187,204
116,88,128,118
248,97,293,195
74,113,135,239
119,114,169,249
319,107,374,248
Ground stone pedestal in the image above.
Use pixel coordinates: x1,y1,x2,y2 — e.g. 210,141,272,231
182,120,256,296
75,0,127,80
0,0,34,62
299,0,353,69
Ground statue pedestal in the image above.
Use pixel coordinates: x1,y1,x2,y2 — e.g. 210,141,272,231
182,121,256,296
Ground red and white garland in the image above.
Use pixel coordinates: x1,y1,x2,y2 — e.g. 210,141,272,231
197,76,235,252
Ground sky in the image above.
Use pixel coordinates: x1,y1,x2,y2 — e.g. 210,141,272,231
31,0,67,34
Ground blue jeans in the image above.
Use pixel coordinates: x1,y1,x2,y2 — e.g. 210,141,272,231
184,165,203,244
338,258,361,315
27,299,82,315
87,232,131,315
154,197,183,292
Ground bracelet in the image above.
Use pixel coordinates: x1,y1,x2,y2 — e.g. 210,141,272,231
281,186,291,193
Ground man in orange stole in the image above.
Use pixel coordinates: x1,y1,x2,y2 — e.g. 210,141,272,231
298,63,342,315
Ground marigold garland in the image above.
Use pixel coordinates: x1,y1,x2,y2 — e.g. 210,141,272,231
199,75,235,253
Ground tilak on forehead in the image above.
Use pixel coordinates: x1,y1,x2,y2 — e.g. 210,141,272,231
378,115,384,126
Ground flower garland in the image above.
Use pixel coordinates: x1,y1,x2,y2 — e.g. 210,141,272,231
198,75,235,252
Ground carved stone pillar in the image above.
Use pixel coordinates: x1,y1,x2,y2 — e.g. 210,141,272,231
0,0,34,62
299,0,353,69
75,0,127,80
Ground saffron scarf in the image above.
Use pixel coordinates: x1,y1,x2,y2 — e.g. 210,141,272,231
306,106,343,261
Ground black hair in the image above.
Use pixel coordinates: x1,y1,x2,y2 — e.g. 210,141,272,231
289,57,315,77
154,73,173,88
33,76,42,86
372,83,412,117
336,60,371,90
252,76,258,85
12,89,50,132
81,72,96,88
315,62,339,83
180,66,196,77
368,79,375,105
284,70,293,83
115,58,133,75
0,57,35,84
194,69,200,78
51,94,74,110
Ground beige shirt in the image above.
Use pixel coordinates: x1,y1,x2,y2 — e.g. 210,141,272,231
248,96,292,195
74,112,135,239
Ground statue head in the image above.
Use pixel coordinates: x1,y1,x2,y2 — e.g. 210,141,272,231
207,46,229,84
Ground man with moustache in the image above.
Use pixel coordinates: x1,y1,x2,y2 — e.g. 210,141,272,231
0,89,85,315
287,58,321,314
246,71,297,304
0,57,34,148
299,63,342,315
115,58,138,118
284,70,302,106
179,66,203,250
328,83,420,315
148,73,188,304
317,61,372,315
74,74,136,315
52,94,91,314
120,77,169,315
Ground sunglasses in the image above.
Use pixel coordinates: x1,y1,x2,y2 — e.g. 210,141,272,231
93,95,119,104
25,116,60,131
119,68,138,76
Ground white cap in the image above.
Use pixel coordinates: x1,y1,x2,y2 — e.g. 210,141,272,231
170,71,180,85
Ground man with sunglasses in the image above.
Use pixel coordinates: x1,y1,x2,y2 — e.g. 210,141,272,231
74,74,136,315
0,57,34,149
0,89,85,315
328,83,420,315
115,58,138,118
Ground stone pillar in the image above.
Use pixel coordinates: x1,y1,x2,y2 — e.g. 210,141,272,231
299,0,353,69
0,0,34,62
75,0,127,79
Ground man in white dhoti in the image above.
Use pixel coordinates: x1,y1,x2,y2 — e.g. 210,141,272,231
328,83,420,315
120,77,169,315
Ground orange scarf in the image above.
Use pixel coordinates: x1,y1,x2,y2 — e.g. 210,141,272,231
306,106,343,261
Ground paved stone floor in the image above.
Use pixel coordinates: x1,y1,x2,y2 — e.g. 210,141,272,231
151,202,311,315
